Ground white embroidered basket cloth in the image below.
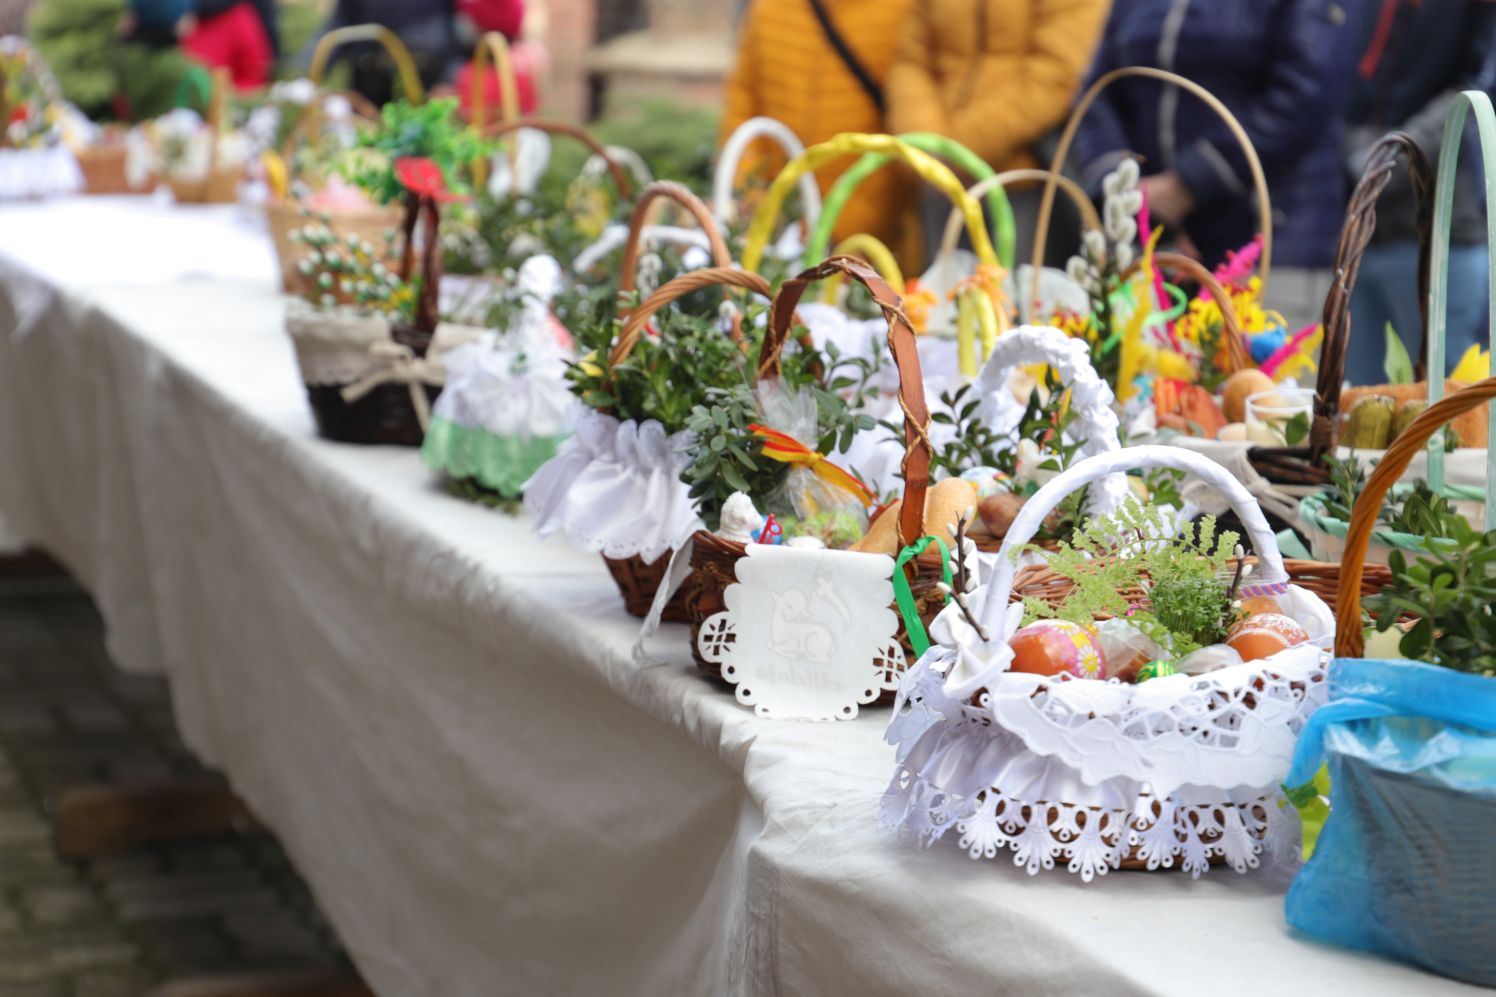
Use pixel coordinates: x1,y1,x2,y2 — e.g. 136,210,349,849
881,445,1333,879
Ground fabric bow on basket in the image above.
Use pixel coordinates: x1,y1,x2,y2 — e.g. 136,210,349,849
340,340,445,429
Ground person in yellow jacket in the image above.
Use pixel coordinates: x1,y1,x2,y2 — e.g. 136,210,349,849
720,0,918,270
886,0,1110,263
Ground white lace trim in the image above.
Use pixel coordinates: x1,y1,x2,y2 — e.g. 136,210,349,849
879,682,1302,880
523,408,700,562
0,146,83,201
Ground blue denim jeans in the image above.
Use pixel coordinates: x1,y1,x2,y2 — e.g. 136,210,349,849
1346,241,1488,385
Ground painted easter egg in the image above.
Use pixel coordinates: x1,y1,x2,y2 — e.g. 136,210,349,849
1226,613,1309,662
1135,659,1178,683
1009,621,1104,680
1238,595,1281,616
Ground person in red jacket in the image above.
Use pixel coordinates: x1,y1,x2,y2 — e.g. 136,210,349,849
456,0,525,40
183,1,274,91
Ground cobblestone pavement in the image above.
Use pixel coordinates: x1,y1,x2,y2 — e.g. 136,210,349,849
0,572,362,996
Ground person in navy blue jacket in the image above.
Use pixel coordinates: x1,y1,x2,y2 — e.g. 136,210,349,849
1342,0,1496,385
1073,0,1361,331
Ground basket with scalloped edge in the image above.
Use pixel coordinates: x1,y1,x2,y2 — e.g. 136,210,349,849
880,445,1363,879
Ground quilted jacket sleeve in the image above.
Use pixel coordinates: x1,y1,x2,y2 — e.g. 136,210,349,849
888,0,1109,166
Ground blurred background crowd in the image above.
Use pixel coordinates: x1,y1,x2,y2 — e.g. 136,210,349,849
6,0,1494,384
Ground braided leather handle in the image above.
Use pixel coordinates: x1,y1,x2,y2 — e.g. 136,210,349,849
769,257,930,552
608,266,767,369
1335,377,1496,657
1033,67,1272,304
481,117,633,200
616,180,731,305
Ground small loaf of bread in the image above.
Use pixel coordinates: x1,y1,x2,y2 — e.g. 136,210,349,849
851,478,979,556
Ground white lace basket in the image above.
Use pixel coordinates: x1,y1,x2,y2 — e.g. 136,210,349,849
881,445,1333,879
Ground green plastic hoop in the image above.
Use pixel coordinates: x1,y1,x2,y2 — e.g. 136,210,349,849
803,132,1015,268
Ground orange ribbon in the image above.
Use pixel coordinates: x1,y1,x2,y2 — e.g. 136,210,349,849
749,424,875,507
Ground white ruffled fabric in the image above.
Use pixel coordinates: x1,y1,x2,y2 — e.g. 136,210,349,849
523,408,699,564
432,256,575,438
0,146,83,201
881,604,1327,879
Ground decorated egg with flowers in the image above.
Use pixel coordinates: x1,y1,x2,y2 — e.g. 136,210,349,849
1009,620,1104,679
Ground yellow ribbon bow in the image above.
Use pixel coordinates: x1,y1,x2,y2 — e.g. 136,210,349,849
749,424,874,507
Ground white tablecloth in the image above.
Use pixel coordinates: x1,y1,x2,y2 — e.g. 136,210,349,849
0,203,1478,995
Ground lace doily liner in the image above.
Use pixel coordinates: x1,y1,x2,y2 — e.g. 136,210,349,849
420,417,568,498
522,408,700,563
879,685,1302,880
285,305,483,386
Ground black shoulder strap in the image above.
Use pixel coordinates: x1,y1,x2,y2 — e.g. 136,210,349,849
806,0,885,114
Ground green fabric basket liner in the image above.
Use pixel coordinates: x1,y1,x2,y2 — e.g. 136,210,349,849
421,417,569,498
1298,481,1484,552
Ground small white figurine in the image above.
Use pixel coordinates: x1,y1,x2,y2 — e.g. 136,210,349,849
717,492,762,544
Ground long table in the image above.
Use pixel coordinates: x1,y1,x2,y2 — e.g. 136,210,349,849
0,197,1475,995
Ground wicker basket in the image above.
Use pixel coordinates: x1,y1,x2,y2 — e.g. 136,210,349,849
76,144,138,195
885,445,1380,876
285,182,474,445
267,198,403,297
574,180,735,620
678,256,936,692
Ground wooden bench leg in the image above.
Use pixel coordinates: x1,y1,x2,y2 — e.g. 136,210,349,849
148,971,374,997
53,782,257,859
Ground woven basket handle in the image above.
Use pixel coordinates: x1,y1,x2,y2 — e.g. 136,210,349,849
308,24,424,100
480,117,633,201
803,132,1016,269
1334,376,1496,657
1033,67,1272,306
769,256,930,552
741,133,995,274
617,180,730,305
469,32,521,189
974,444,1288,634
1310,133,1433,463
1426,91,1496,496
712,116,821,228
937,168,1101,324
1119,251,1251,373
609,266,770,369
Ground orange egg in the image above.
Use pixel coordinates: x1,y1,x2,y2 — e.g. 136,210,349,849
1239,595,1281,616
1226,613,1309,662
1009,621,1104,679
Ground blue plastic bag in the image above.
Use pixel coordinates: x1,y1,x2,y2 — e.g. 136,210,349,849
1284,659,1496,986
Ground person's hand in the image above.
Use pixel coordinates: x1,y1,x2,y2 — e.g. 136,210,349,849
1171,229,1202,262
116,12,136,37
1140,170,1196,228
174,13,197,39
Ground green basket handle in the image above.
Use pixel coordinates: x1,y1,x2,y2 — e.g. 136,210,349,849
803,132,1016,269
1426,89,1496,516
